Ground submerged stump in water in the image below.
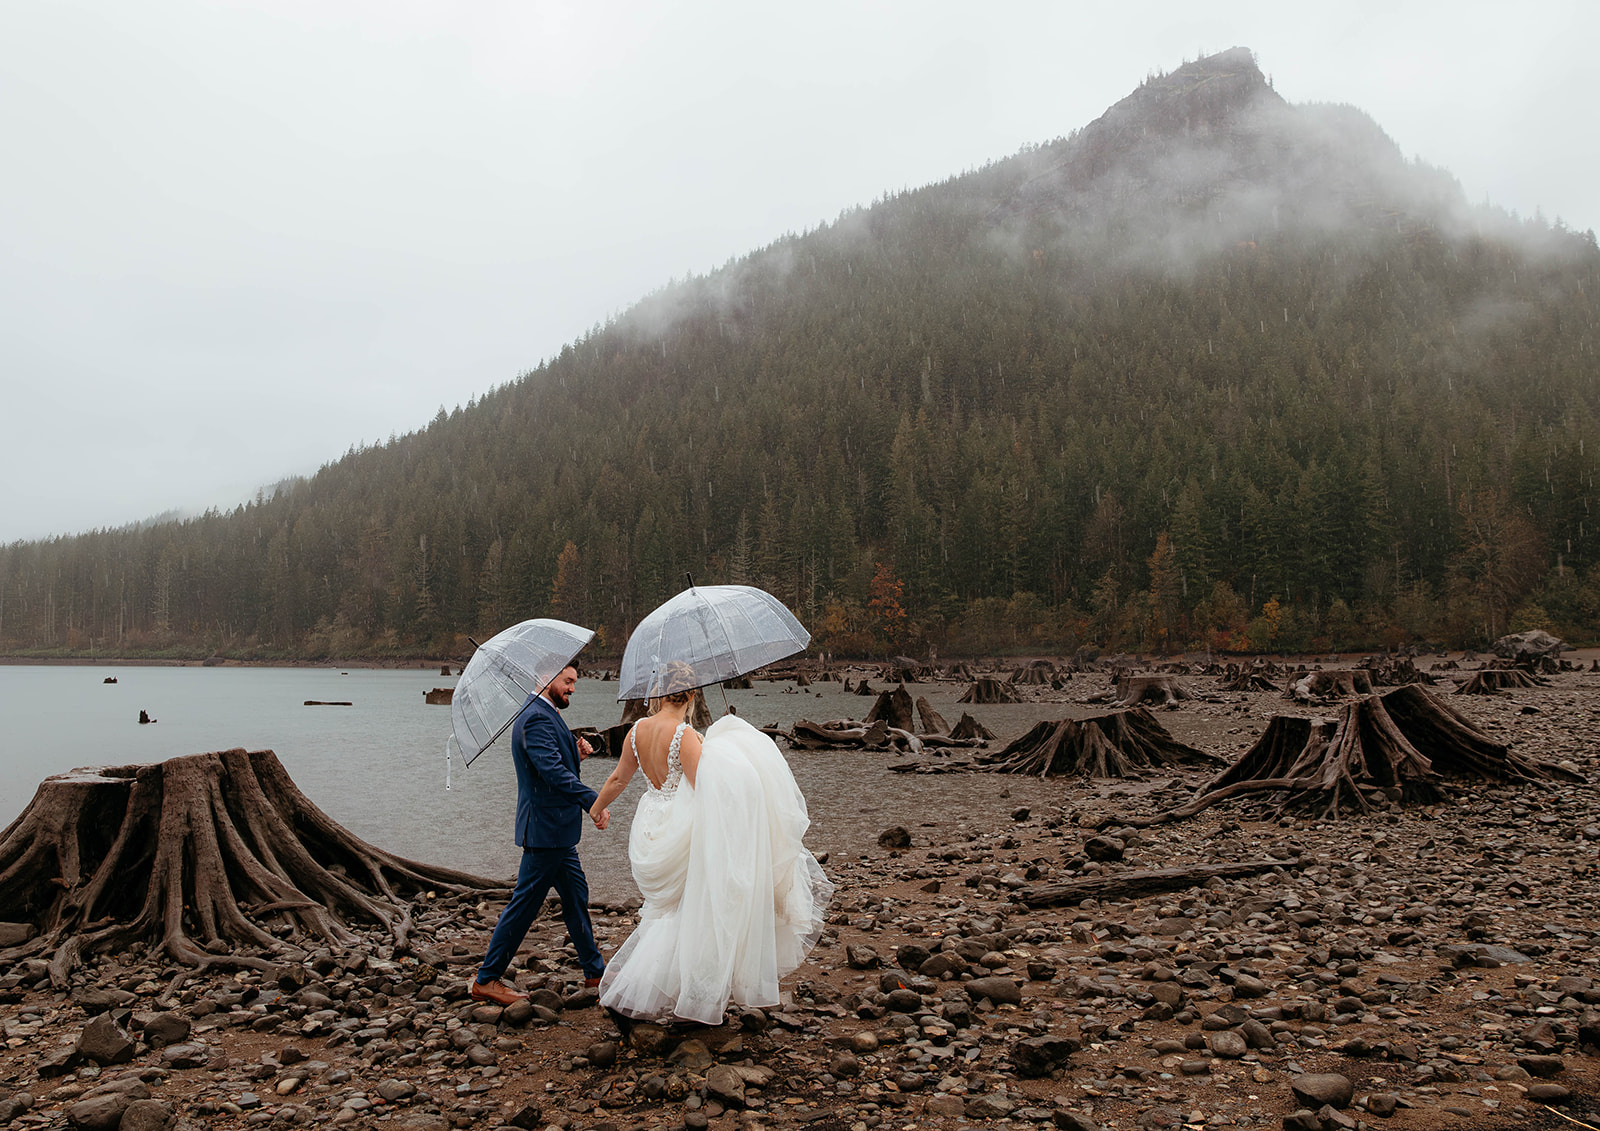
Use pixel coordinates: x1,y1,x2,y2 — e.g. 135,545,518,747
0,749,506,985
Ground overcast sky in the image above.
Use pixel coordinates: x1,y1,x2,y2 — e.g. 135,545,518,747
2,1,1596,544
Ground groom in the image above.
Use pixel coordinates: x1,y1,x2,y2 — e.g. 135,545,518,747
472,663,608,1005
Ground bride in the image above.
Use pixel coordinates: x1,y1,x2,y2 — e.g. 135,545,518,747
588,665,833,1024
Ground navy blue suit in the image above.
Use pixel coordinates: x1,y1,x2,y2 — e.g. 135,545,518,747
476,693,606,985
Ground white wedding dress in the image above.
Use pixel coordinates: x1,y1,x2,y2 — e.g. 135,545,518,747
597,715,833,1024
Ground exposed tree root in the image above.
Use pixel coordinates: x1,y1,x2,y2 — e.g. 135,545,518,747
1106,686,1583,827
0,749,507,985
959,678,1020,704
1455,669,1547,694
948,713,995,741
979,709,1221,778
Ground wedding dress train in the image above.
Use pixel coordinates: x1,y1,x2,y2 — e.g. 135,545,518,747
597,715,833,1023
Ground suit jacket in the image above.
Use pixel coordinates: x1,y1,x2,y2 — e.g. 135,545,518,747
510,694,598,849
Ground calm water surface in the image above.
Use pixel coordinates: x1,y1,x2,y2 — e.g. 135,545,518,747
0,666,1073,901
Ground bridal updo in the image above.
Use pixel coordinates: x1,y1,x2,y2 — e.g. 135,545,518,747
648,660,699,714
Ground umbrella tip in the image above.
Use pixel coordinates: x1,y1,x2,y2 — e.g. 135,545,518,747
467,636,483,651
685,571,695,590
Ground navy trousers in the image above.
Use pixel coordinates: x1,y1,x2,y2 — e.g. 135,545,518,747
476,845,605,984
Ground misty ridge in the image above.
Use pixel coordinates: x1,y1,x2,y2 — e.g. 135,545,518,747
3,47,1598,662
619,47,1588,348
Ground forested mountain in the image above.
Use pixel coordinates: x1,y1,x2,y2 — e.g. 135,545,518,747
4,48,1599,659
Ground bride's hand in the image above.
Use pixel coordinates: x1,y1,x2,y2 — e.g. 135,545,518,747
591,805,610,830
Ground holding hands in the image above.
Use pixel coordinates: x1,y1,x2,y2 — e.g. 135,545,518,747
590,803,610,830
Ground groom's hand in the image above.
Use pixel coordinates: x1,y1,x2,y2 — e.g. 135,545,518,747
592,807,610,831
577,736,594,759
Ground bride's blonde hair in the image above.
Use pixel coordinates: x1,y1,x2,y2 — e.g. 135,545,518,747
647,660,698,715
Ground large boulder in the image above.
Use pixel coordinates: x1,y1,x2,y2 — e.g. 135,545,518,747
1492,629,1565,660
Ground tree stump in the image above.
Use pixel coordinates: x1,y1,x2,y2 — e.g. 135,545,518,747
1011,660,1056,685
1455,669,1546,695
1364,658,1435,686
1113,674,1195,708
1114,686,1583,826
915,697,950,736
1286,669,1373,703
948,713,995,741
864,686,915,732
959,678,1019,704
0,750,505,984
1221,664,1279,692
979,709,1218,777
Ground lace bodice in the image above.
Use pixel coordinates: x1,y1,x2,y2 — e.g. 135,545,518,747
633,721,688,796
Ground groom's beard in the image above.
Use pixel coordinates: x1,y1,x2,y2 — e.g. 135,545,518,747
547,686,571,709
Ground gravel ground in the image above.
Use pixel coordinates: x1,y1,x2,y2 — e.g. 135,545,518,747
2,654,1597,1131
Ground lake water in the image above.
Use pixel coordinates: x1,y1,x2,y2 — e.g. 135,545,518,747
0,665,1071,902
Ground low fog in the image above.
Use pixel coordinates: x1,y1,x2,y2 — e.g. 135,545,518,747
1,3,1595,543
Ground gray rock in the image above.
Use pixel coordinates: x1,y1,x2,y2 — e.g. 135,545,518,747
502,998,534,1026
965,1094,1017,1120
1282,1111,1320,1131
1518,1055,1565,1077
846,945,881,969
668,1039,713,1071
1052,1111,1101,1131
896,943,932,971
0,922,33,947
1240,1018,1275,1049
1232,974,1271,998
1290,1073,1353,1109
65,1093,131,1130
72,987,136,1014
376,1079,416,1102
965,976,1022,1006
159,1043,209,1069
1084,836,1124,862
118,1099,176,1131
1209,1030,1248,1058
919,951,968,979
508,1102,543,1129
1010,1034,1081,1077
1366,1093,1398,1117
140,1012,190,1048
1136,1107,1182,1129
877,826,912,849
75,1013,135,1066
629,1023,670,1056
705,1064,745,1107
829,1051,860,1077
1526,1083,1571,1103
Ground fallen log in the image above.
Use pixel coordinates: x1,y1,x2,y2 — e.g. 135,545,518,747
1016,857,1307,909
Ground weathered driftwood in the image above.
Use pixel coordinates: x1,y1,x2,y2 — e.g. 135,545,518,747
949,712,995,741
0,750,505,984
916,697,950,736
423,687,454,705
1286,669,1373,703
980,709,1219,778
1016,857,1307,909
864,686,915,732
1455,669,1546,695
959,678,1020,704
1110,686,1583,826
789,719,890,750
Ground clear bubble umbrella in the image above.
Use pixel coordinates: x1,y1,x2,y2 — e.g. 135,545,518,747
446,618,594,783
617,584,810,702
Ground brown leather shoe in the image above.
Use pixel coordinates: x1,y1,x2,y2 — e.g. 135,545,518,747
471,979,527,1006
584,976,603,989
